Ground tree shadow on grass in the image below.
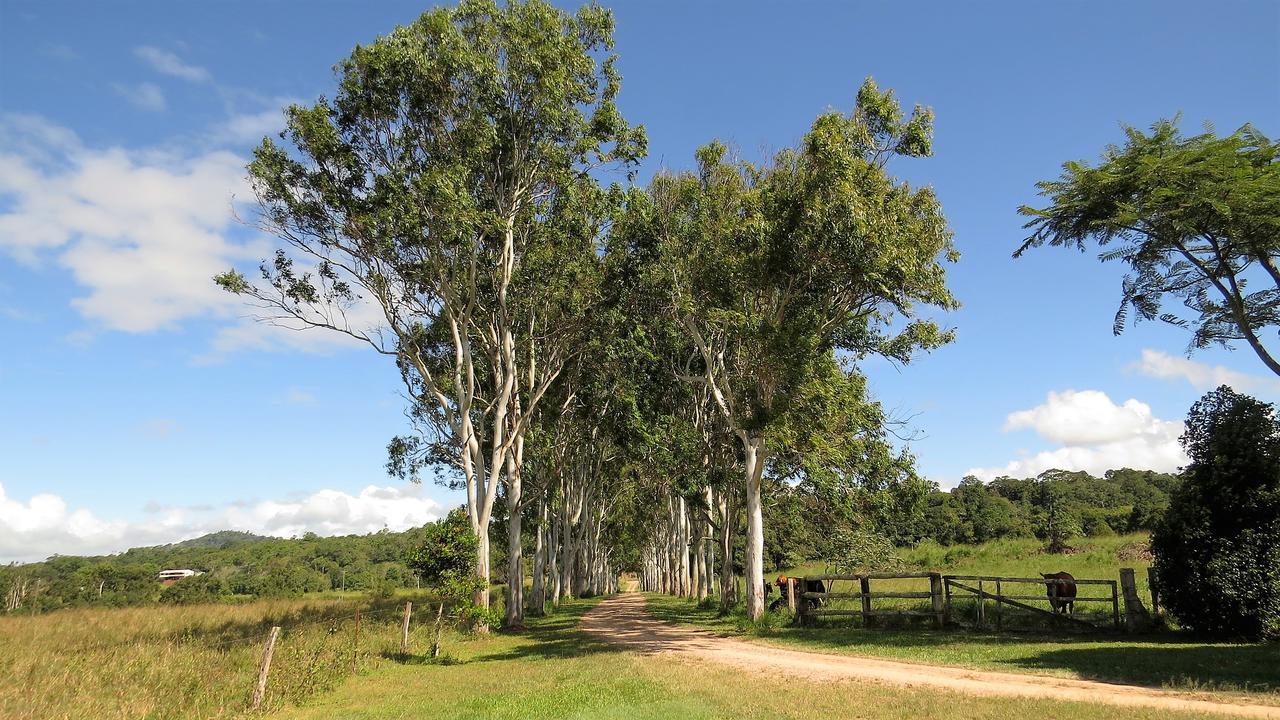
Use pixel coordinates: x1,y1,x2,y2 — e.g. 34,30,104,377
466,601,628,663
650,594,1280,694
770,625,1280,693
1005,644,1280,694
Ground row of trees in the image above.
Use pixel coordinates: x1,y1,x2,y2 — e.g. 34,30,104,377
213,0,1277,637
216,0,958,624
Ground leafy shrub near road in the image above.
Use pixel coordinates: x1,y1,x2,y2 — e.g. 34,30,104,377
1152,387,1280,641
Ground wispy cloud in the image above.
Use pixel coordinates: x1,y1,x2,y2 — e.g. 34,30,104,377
40,43,78,61
217,102,296,144
136,419,180,440
285,388,316,405
134,46,210,83
113,82,166,112
1132,348,1280,396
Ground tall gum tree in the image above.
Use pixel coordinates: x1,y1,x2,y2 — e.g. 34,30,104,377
215,0,644,622
625,78,959,619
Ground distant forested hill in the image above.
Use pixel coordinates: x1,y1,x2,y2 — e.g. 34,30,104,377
1,524,446,613
166,530,271,550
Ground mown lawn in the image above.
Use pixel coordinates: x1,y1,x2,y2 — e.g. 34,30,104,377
645,593,1280,701
274,598,1255,720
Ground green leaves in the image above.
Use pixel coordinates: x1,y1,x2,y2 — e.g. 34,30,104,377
634,76,958,443
407,508,483,602
1017,118,1280,374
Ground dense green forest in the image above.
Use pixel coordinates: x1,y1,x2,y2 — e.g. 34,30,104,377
761,467,1176,572
3,467,1176,613
1,527,436,612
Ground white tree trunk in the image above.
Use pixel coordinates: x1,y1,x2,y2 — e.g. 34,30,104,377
531,497,547,615
742,433,766,621
503,451,524,627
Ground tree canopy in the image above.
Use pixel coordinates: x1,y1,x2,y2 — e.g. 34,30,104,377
1017,120,1280,374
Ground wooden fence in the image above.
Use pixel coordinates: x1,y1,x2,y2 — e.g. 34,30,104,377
795,571,1125,633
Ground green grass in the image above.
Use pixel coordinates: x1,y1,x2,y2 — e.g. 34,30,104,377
274,597,1241,720
646,593,1280,699
646,533,1278,701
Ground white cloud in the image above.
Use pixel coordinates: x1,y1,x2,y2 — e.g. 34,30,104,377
0,114,382,358
134,46,210,83
219,105,291,144
0,117,250,330
1003,389,1170,446
113,82,167,112
0,481,445,563
1133,348,1280,396
967,389,1187,480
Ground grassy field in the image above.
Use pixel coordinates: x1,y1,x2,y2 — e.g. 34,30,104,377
0,592,442,720
274,599,1241,720
644,533,1278,701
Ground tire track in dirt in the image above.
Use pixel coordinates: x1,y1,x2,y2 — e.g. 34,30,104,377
580,593,1279,718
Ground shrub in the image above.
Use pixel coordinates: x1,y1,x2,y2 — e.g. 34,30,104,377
158,574,228,605
1151,387,1280,641
406,508,486,654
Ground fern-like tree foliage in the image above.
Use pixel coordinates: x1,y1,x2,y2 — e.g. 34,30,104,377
1016,120,1280,376
1151,387,1280,641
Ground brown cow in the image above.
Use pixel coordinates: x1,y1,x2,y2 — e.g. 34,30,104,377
769,575,826,612
1042,571,1077,614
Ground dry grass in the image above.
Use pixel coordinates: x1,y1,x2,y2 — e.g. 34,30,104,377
0,593,439,720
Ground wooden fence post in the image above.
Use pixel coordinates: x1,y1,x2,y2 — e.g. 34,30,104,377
352,608,361,674
977,579,985,628
995,579,1003,632
942,577,953,626
859,576,872,627
786,577,797,622
400,601,413,655
251,626,281,711
1147,567,1160,615
1119,568,1149,632
929,573,945,629
1110,580,1120,630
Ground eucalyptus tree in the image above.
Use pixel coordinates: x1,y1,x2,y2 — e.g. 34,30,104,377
215,0,644,619
624,78,959,619
1017,121,1280,375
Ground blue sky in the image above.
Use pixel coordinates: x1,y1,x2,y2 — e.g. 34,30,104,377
1,0,1277,561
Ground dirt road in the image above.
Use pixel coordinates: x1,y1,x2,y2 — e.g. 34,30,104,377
580,593,1280,718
